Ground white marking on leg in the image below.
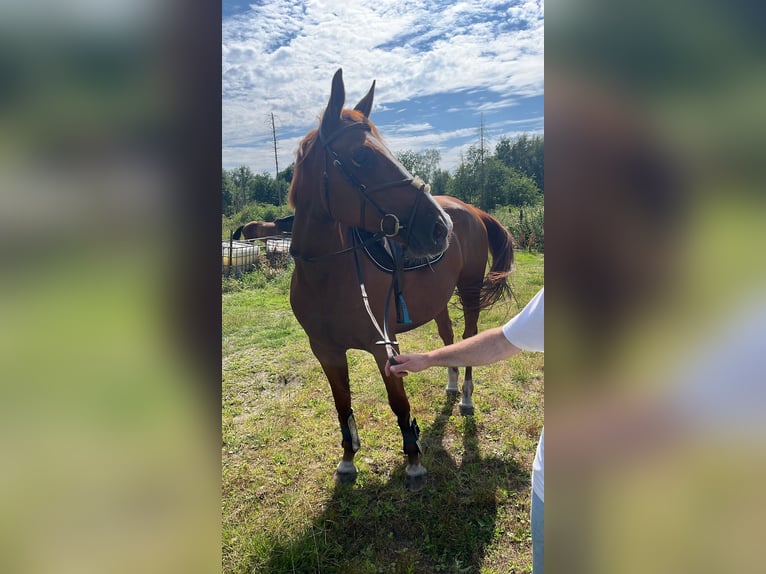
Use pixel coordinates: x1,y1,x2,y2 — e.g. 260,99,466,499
445,367,459,393
460,378,474,412
405,462,427,477
404,461,427,491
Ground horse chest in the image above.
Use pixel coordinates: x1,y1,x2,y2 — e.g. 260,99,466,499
290,267,366,339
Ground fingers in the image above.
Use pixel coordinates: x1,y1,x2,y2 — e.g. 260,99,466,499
385,357,408,377
385,359,405,377
387,353,424,378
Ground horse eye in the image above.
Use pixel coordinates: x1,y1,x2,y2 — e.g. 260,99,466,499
351,147,372,168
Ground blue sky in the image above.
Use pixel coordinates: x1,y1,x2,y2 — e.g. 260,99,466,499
222,0,543,175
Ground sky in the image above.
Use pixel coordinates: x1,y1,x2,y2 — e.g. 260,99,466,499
222,0,544,176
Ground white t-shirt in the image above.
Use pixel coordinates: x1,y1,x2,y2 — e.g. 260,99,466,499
502,288,544,501
502,288,544,352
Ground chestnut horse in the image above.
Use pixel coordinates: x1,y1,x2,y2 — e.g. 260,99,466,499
288,69,514,490
231,214,294,240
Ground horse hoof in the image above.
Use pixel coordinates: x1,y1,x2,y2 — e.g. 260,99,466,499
459,404,475,416
334,470,358,485
405,473,427,492
334,460,358,485
404,464,427,492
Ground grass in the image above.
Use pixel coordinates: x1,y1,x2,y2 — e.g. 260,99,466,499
222,252,544,573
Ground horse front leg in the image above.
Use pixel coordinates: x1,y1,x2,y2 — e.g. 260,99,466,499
375,350,427,492
434,307,460,395
311,342,359,484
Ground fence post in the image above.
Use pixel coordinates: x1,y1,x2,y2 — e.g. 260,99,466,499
228,233,233,276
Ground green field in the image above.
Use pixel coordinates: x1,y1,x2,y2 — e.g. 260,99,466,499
222,252,544,573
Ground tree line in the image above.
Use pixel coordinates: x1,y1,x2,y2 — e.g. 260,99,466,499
222,134,543,216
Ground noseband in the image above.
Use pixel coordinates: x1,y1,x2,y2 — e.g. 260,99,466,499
319,121,429,240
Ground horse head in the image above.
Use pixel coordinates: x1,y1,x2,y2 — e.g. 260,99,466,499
291,69,453,258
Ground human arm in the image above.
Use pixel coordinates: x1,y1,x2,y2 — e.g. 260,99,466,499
385,326,522,377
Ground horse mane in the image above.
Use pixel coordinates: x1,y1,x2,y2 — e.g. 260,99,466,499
288,110,381,210
288,129,319,209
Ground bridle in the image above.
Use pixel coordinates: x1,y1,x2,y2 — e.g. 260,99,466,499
292,119,435,363
290,120,432,263
318,120,429,244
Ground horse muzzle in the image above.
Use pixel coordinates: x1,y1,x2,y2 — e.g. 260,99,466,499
405,209,453,258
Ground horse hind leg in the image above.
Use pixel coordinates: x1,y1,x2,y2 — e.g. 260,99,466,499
460,371,475,416
435,308,460,395
457,286,482,416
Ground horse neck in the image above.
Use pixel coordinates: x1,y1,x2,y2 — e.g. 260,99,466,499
291,208,349,261
290,150,352,259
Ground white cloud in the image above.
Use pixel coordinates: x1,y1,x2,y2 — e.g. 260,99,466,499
222,0,544,173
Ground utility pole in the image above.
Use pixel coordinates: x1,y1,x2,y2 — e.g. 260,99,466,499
479,112,486,210
270,112,282,206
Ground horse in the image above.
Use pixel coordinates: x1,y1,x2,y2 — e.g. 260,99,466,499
231,214,294,240
287,69,514,491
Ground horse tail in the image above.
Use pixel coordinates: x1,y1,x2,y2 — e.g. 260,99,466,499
231,225,244,240
478,211,515,310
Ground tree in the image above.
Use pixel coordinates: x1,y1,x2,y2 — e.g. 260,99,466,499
448,148,480,205
230,165,255,212
222,169,236,215
496,135,544,192
278,163,294,184
430,168,451,196
449,145,500,210
395,149,442,184
449,144,542,210
483,157,512,209
276,163,294,207
503,169,542,207
250,173,278,204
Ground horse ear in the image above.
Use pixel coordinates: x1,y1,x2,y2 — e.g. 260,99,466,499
354,80,376,118
320,68,345,138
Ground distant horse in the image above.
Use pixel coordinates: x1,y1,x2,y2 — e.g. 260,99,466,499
231,215,294,240
288,69,514,490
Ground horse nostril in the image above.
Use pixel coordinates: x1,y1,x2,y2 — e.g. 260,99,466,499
432,221,447,242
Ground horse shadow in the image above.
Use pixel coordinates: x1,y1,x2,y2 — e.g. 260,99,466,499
259,393,532,573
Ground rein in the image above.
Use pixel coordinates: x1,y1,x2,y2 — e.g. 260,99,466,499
352,238,401,361
292,228,407,361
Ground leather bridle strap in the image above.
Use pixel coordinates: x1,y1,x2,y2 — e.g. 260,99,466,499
290,227,386,263
351,232,401,361
319,121,428,239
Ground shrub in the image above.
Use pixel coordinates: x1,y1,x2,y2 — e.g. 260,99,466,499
496,205,544,252
222,203,294,239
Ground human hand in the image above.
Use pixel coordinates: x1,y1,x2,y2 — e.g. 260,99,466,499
385,353,429,377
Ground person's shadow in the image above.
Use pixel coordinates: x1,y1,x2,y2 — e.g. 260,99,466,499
259,393,532,573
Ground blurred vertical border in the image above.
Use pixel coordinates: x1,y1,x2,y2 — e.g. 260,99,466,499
0,1,221,572
546,0,766,572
